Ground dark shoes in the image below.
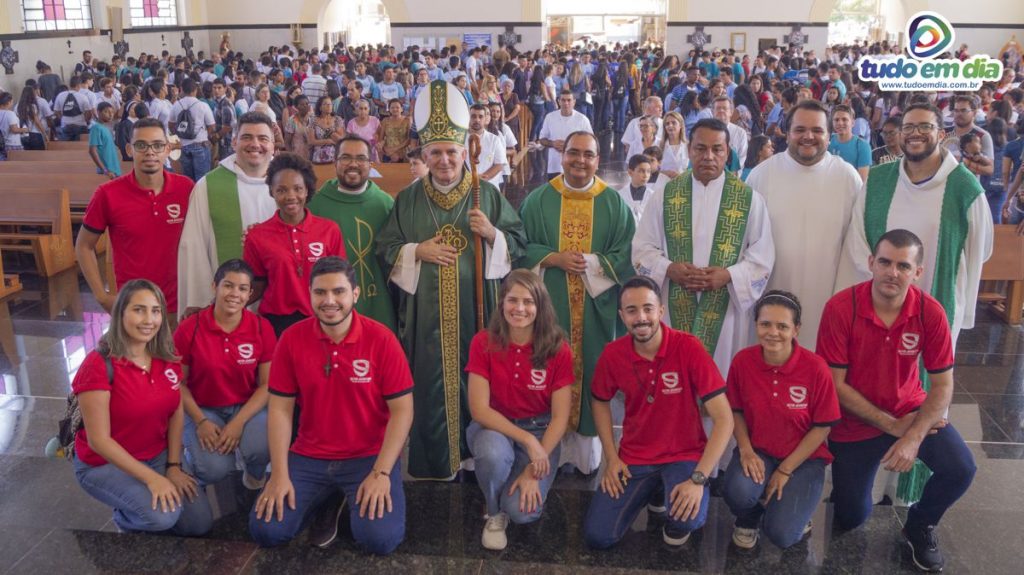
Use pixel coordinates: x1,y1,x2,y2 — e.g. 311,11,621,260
309,493,347,548
902,524,944,572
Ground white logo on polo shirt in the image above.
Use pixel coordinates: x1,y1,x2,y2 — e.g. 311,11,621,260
351,359,372,383
238,343,254,359
900,332,921,356
164,368,180,389
787,386,808,409
661,372,683,395
166,204,183,223
529,369,547,390
308,242,324,258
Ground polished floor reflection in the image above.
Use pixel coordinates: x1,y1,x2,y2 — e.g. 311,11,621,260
2,141,1023,573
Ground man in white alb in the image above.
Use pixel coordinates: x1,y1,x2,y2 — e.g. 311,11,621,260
539,90,593,181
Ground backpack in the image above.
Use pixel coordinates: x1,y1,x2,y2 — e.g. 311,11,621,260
175,99,199,140
52,352,114,460
61,92,83,117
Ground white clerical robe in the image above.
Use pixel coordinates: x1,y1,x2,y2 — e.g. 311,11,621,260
632,172,775,376
836,150,994,341
176,155,277,316
745,151,862,347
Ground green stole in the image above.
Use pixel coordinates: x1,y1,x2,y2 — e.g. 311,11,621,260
863,160,982,502
206,166,244,265
662,169,752,355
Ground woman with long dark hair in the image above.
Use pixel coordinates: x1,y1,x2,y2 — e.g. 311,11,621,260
527,65,548,143
591,59,611,134
741,135,774,181
467,270,573,551
16,85,47,150
612,56,633,135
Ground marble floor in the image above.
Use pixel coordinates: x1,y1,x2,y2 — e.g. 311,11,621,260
1,138,1023,573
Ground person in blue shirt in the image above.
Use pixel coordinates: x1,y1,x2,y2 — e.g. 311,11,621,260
827,104,871,182
89,102,122,178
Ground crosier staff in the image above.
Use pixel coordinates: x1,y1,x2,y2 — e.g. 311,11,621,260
468,133,485,332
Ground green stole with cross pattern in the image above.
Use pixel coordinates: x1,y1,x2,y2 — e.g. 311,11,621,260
662,169,751,355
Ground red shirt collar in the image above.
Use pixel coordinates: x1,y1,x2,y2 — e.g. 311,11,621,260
125,169,172,195
198,306,249,336
755,340,805,375
854,280,922,328
314,310,363,345
629,322,671,363
271,209,314,232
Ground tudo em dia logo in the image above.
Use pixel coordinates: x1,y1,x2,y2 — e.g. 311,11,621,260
855,11,1002,92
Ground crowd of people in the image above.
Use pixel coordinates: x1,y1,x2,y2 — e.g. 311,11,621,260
13,35,1022,573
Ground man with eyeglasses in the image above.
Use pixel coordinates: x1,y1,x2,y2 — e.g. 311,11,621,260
746,99,862,347
943,95,993,163
309,136,397,332
75,117,194,322
871,116,904,165
177,112,278,319
518,130,635,474
377,80,527,480
539,90,594,181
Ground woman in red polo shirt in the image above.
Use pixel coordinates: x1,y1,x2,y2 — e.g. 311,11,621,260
175,259,277,490
243,152,346,336
72,279,212,535
723,290,840,550
466,269,574,551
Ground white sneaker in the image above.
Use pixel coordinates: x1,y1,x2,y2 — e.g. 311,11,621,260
732,526,759,549
662,525,691,546
481,512,510,551
803,520,813,537
242,470,267,490
647,502,667,514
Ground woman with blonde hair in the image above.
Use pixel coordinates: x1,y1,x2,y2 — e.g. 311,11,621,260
660,111,689,179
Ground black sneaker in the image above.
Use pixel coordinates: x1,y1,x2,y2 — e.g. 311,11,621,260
309,493,347,548
902,524,944,572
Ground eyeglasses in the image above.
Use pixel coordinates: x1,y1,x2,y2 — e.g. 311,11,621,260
900,123,937,135
132,141,168,153
338,154,371,164
881,130,899,137
564,149,598,160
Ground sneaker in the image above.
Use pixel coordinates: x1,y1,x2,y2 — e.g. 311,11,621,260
647,502,667,514
242,470,267,491
803,520,813,537
662,525,691,546
902,524,945,572
310,494,347,548
481,512,510,551
732,526,759,549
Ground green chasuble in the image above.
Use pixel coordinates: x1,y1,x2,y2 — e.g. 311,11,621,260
309,179,398,332
863,161,981,503
377,171,527,480
518,175,636,436
206,166,244,264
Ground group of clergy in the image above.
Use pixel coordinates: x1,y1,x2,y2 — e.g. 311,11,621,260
171,81,992,482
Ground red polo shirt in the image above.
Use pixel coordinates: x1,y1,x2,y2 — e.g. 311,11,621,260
73,351,183,467
816,281,954,443
174,307,277,407
726,343,840,463
465,331,574,419
82,170,193,312
268,312,413,460
592,324,727,465
243,210,346,316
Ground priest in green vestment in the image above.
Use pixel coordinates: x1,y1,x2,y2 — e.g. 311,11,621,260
377,80,527,480
518,131,635,473
309,135,398,332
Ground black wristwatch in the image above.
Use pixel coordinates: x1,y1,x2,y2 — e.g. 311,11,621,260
690,470,707,486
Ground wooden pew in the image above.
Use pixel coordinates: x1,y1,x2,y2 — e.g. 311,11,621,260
979,224,1024,325
0,173,107,218
0,160,134,176
312,162,416,198
0,249,23,300
0,189,76,276
47,141,90,151
7,149,93,162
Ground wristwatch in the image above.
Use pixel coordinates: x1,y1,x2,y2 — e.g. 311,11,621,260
690,470,707,486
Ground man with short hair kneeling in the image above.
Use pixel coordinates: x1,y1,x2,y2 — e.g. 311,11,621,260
249,257,414,554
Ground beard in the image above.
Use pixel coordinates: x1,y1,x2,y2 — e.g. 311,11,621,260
630,321,660,344
901,139,938,162
317,305,353,328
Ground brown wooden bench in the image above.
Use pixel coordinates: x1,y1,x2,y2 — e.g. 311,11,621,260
312,162,415,198
7,149,93,162
979,224,1024,325
0,249,23,300
47,140,90,151
0,189,76,276
0,160,134,176
0,173,107,218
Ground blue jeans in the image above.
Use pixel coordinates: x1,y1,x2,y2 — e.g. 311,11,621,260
583,460,709,549
73,450,212,535
59,124,89,141
180,142,212,182
985,186,1006,223
184,405,269,484
467,416,560,523
248,453,405,554
613,97,628,133
830,424,976,531
723,447,826,548
530,103,546,141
